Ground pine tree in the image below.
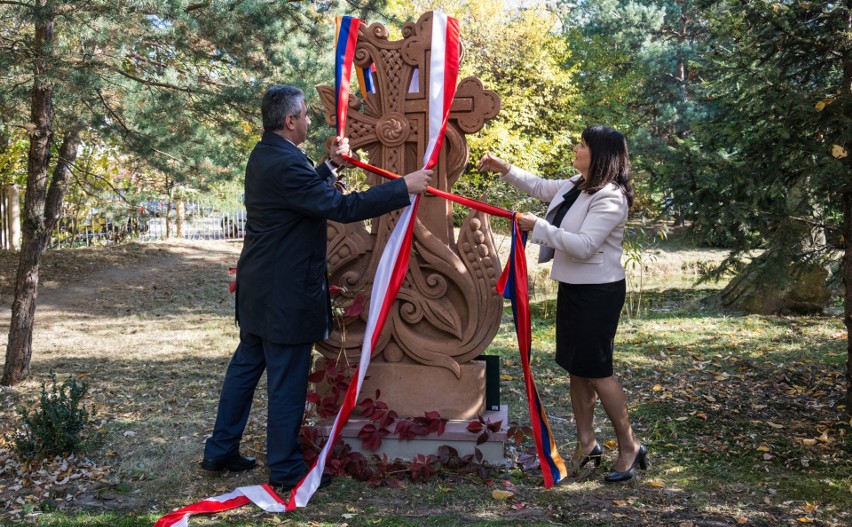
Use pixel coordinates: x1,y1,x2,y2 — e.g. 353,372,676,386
561,0,711,222
0,0,386,385
693,0,849,407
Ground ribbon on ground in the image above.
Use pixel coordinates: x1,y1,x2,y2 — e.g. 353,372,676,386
154,485,284,527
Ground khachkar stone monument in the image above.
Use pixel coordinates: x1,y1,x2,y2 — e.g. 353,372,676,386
316,12,501,423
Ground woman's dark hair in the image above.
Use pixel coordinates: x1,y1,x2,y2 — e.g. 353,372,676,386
579,125,635,209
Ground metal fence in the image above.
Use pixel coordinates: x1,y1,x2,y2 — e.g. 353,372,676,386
46,202,247,249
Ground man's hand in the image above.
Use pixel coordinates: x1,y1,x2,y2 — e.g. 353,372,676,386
516,212,538,232
330,136,351,166
476,153,510,176
403,169,433,194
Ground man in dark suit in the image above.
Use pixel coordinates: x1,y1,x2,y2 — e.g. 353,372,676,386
200,84,431,491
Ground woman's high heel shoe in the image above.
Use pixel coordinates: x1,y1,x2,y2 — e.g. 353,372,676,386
579,444,603,469
604,443,648,483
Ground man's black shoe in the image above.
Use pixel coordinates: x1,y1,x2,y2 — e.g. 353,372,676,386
270,474,332,493
200,453,258,472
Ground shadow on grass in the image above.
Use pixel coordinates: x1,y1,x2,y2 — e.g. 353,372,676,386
3,249,850,526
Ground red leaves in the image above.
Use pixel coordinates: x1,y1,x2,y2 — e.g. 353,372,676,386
364,454,406,488
300,361,500,487
467,415,503,445
436,445,497,481
396,411,447,440
407,454,439,483
306,359,354,419
356,390,397,427
357,423,390,451
329,284,367,324
342,293,365,318
507,422,533,448
355,390,398,450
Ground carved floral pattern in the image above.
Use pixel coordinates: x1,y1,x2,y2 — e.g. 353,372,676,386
315,12,502,378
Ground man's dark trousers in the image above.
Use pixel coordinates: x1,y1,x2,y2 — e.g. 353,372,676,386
203,331,312,482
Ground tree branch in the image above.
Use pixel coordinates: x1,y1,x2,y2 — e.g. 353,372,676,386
0,1,34,8
110,66,197,94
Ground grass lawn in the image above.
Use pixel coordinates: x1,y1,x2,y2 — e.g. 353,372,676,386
0,237,849,526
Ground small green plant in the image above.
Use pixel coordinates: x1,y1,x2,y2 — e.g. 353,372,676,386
11,372,102,459
623,225,666,318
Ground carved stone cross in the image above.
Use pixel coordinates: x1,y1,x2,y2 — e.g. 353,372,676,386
315,12,502,397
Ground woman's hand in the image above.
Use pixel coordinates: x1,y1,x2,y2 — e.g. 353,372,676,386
516,212,538,232
476,153,510,176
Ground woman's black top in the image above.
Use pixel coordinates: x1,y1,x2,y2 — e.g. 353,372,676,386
548,184,583,228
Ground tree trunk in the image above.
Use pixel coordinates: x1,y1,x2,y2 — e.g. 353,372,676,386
844,187,852,416
176,199,184,238
3,129,82,385
843,0,852,415
8,184,22,251
721,179,831,315
3,128,82,386
2,2,82,386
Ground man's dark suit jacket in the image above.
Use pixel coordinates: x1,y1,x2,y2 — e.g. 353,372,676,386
235,132,411,344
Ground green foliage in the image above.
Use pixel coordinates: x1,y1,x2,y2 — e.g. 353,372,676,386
386,1,580,221
0,129,28,186
11,372,103,460
0,0,390,201
623,224,666,318
684,0,848,276
561,0,711,225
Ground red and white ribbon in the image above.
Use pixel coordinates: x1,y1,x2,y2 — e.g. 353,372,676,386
291,10,460,510
154,485,285,527
155,12,462,525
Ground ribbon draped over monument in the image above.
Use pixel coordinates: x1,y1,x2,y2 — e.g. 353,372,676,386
155,12,565,527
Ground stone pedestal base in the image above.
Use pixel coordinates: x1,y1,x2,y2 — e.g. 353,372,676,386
319,405,507,464
360,361,486,420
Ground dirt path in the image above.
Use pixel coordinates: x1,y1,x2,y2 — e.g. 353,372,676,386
0,240,251,519
0,240,242,330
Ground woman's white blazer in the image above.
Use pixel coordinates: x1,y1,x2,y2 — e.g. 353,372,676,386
501,166,628,285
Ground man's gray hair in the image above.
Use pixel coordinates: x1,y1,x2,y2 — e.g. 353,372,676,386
261,85,304,132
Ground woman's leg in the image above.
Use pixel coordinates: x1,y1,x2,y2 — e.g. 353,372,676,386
588,375,640,471
570,374,599,455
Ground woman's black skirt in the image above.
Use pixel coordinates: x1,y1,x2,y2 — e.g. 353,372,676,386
555,279,626,378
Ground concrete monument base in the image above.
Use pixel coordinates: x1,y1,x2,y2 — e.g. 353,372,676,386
319,405,508,464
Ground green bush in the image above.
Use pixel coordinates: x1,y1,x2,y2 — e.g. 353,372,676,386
11,372,102,459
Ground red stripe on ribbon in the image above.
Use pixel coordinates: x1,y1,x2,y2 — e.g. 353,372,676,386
336,17,361,137
155,494,252,527
342,155,512,219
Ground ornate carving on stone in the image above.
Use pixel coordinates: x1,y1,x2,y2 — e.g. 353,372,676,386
316,12,502,378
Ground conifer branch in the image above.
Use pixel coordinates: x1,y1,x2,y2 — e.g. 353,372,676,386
110,66,197,94
0,1,34,8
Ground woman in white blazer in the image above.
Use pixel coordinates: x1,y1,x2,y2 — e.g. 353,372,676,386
478,125,647,483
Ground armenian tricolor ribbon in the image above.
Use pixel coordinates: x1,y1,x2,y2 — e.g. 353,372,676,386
334,16,361,137
496,220,569,488
356,63,376,95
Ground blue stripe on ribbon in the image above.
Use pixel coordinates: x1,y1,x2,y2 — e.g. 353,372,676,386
334,16,354,114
